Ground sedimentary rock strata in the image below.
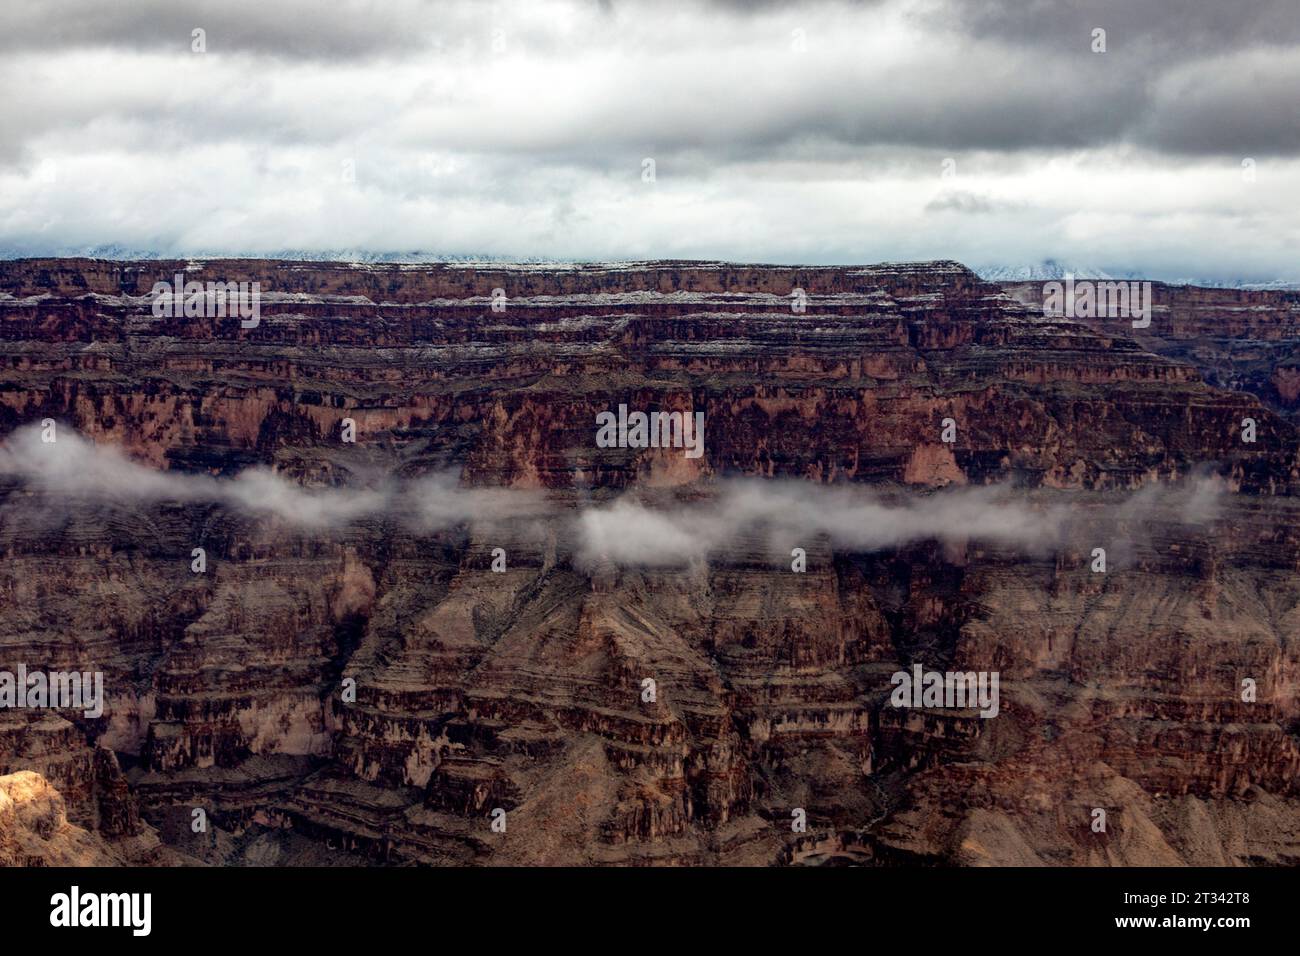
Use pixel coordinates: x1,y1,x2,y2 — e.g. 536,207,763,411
1,258,1298,866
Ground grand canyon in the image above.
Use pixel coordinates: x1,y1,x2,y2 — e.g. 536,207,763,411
1,257,1297,867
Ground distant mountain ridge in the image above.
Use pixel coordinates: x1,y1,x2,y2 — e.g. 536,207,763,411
1,247,1296,290
976,259,1300,290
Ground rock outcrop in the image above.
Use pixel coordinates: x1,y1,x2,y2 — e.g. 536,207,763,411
0,770,167,866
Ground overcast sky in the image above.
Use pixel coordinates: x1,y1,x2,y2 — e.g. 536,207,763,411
0,0,1297,280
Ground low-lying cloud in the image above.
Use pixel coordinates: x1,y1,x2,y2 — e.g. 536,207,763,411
576,481,1068,567
0,422,392,527
0,423,551,531
0,423,1226,568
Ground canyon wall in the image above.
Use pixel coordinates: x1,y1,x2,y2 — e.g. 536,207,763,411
1,259,1298,865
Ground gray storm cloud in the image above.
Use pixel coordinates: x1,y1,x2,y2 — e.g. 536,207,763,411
0,0,1298,280
0,0,1293,157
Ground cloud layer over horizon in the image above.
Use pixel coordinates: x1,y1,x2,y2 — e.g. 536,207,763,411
1,1,1297,280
